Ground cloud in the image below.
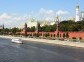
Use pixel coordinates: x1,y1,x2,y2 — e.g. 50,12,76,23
56,10,69,15
38,8,55,17
0,13,28,28
39,8,54,16
45,17,54,21
0,9,70,28
0,13,12,20
37,8,70,21
37,8,55,21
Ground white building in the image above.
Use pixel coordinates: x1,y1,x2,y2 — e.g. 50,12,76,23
18,18,38,29
27,20,56,27
75,5,80,22
27,20,38,28
40,21,50,27
19,17,57,29
81,11,84,20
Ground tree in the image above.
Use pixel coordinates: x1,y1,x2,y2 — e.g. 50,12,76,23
66,32,69,38
45,25,51,32
38,22,41,31
40,24,56,32
60,34,61,37
27,27,31,32
11,27,20,35
45,33,49,37
36,33,39,37
63,33,66,38
4,28,10,34
54,34,55,37
30,26,35,32
59,20,84,31
57,32,59,38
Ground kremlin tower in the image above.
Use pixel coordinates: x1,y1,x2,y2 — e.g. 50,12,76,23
75,5,80,22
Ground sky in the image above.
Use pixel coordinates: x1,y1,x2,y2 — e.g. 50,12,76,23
0,0,83,28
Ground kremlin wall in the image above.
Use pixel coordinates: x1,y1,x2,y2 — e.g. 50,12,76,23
20,30,84,40
19,5,84,40
20,23,84,40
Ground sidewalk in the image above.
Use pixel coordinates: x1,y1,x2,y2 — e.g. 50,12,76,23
0,35,84,48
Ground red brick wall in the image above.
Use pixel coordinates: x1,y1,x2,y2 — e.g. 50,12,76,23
68,32,84,39
20,30,84,39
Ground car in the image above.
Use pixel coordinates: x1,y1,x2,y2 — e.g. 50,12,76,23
11,38,23,44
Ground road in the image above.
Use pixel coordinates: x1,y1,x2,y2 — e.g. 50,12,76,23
0,38,84,62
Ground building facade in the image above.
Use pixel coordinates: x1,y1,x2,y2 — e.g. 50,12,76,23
81,11,84,20
75,5,80,22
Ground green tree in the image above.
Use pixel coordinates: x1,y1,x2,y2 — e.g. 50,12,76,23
66,32,69,38
27,27,31,32
60,34,61,37
63,33,66,38
38,22,41,31
4,28,10,34
57,32,59,38
45,25,51,32
11,27,20,35
59,20,84,31
30,26,35,32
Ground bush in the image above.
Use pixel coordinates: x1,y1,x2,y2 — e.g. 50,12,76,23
63,33,66,38
57,32,59,38
60,34,61,37
36,33,39,37
79,37,82,40
53,34,55,37
51,34,52,37
45,33,49,37
33,33,36,36
72,37,76,39
66,32,69,38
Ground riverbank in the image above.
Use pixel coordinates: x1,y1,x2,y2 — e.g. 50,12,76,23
0,35,84,48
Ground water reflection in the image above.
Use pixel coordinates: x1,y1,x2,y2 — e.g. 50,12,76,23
11,43,22,48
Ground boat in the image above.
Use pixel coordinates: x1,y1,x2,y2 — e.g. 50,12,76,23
11,38,23,44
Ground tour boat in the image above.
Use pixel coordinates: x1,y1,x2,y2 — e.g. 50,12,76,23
11,38,23,44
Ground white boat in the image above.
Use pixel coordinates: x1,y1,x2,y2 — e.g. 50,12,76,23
11,38,23,44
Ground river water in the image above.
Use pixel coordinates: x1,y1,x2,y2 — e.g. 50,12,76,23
0,38,84,62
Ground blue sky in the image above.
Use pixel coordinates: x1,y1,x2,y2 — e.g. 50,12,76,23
0,0,83,28
0,0,83,14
